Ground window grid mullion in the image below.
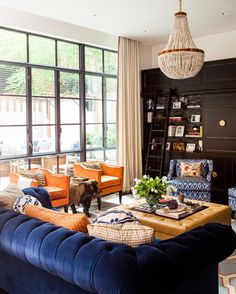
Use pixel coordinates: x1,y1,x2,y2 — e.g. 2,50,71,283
0,27,117,165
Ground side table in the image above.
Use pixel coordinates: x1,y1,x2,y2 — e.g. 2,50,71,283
67,177,101,217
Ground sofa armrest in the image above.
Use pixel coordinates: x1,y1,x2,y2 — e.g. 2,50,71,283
73,163,103,185
135,223,236,292
100,161,124,179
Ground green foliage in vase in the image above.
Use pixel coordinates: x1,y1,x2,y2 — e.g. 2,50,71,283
132,175,170,201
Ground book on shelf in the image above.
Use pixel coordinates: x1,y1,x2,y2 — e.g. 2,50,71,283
187,105,201,109
185,134,201,137
200,126,203,137
169,116,182,122
168,125,176,136
156,104,165,109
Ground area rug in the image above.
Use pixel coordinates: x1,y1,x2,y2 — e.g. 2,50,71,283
74,194,236,293
219,219,236,294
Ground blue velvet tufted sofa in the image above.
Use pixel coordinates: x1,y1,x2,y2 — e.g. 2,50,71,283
0,207,236,294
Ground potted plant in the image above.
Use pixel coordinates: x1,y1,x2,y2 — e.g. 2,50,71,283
132,175,176,206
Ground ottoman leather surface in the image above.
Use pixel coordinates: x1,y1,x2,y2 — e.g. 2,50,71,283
116,199,231,240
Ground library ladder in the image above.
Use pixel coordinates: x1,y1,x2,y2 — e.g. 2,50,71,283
145,88,174,177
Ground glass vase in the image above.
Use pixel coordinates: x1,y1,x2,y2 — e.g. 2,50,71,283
146,193,158,207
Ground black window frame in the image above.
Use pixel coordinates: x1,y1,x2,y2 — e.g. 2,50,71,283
0,26,117,170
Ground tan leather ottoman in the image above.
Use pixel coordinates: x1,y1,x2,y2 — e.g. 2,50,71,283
116,199,232,240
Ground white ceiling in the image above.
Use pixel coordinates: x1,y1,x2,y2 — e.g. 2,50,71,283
0,0,235,45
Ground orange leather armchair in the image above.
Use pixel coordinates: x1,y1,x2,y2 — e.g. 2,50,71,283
9,168,70,208
73,161,124,205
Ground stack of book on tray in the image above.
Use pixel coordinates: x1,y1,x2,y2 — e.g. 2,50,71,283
155,202,205,220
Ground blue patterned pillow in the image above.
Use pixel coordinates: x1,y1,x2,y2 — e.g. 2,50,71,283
93,210,140,225
13,194,42,214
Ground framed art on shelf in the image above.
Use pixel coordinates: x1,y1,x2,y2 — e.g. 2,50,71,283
175,125,185,137
173,142,185,152
191,114,201,123
186,143,196,152
173,101,181,109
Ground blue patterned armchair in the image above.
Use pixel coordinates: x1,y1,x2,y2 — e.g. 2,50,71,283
167,159,213,202
228,187,236,218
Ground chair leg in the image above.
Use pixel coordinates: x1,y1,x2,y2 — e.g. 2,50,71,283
119,191,123,204
71,204,77,214
97,196,101,210
64,205,68,213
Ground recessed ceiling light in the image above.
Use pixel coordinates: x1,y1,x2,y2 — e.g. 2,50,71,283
222,12,229,16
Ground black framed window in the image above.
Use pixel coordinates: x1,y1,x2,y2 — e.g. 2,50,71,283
0,27,117,188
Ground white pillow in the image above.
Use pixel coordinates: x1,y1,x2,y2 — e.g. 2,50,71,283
13,194,42,214
17,176,33,189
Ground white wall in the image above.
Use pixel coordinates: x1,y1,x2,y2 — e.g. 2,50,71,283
139,43,152,70
0,5,118,49
150,29,236,69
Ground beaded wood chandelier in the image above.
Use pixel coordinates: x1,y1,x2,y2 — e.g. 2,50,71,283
158,0,204,80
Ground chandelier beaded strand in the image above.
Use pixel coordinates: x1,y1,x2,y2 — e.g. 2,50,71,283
158,0,204,79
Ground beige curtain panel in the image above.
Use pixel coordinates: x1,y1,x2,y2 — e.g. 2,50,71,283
117,37,142,192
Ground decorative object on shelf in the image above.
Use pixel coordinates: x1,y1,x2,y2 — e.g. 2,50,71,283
179,96,188,103
147,112,153,123
166,142,171,151
219,119,226,127
186,143,196,152
175,125,185,137
146,98,154,110
173,142,185,151
198,140,203,151
155,113,166,125
185,126,201,137
158,0,204,79
151,137,159,150
132,175,170,207
191,114,201,123
173,101,181,109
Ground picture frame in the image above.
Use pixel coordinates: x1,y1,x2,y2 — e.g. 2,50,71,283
173,142,185,152
173,101,181,109
191,114,201,123
186,143,196,152
166,142,170,151
198,140,203,151
175,125,185,137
